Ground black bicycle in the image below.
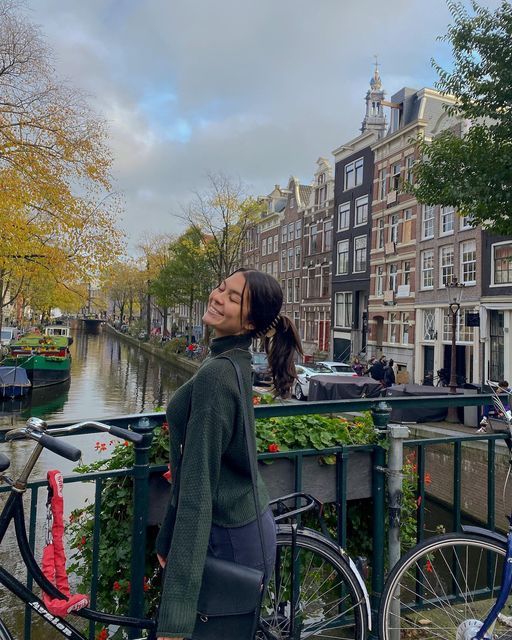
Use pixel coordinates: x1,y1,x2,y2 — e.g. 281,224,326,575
0,417,370,639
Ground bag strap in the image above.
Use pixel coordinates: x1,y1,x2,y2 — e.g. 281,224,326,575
170,354,267,566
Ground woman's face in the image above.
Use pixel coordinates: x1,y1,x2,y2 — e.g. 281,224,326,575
202,271,253,338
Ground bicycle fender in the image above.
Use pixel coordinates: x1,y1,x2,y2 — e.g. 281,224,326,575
461,525,507,545
347,556,372,631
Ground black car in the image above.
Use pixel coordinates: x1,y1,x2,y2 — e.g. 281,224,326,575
251,352,272,386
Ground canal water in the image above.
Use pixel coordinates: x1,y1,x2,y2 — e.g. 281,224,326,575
0,328,190,638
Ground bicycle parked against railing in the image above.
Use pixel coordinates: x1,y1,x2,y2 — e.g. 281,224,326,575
379,386,512,640
0,417,371,639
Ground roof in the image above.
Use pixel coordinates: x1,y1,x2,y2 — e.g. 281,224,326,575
298,185,313,207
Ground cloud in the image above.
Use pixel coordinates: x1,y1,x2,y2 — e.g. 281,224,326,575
25,0,502,252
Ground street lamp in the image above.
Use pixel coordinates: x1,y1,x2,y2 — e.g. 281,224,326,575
446,277,465,422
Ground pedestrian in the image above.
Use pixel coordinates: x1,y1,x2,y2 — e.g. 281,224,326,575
351,356,364,377
155,268,303,640
384,358,396,387
369,355,386,384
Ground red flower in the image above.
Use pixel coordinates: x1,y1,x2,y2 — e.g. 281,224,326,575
78,536,86,548
425,559,433,573
163,464,172,482
416,496,422,508
97,628,108,640
424,472,432,486
123,441,130,447
161,422,169,432
113,581,121,591
252,396,261,406
143,577,150,592
268,443,279,453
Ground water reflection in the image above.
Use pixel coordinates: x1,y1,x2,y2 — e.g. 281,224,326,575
0,329,191,636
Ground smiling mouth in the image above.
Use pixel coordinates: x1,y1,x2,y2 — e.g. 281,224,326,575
208,306,223,317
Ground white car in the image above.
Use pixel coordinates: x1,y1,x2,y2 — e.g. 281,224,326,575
293,363,340,400
317,361,355,376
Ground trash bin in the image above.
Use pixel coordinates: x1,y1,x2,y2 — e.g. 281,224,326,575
461,388,479,427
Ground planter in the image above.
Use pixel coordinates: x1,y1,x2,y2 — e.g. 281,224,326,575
258,451,373,502
147,451,374,526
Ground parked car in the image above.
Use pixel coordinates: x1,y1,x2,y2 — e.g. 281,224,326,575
0,326,21,346
317,361,356,376
251,351,272,386
293,363,339,400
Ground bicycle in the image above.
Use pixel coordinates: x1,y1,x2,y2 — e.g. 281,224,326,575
0,416,371,639
378,387,512,640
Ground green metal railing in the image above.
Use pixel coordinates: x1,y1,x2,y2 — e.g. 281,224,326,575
0,392,505,638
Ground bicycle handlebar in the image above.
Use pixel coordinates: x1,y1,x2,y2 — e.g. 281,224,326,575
47,420,143,444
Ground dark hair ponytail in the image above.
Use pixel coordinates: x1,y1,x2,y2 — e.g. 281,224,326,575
235,268,303,398
264,314,303,398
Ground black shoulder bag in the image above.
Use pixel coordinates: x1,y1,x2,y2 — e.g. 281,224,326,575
165,356,267,640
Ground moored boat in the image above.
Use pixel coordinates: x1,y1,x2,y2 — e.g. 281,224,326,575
44,324,73,346
1,334,71,388
0,366,31,398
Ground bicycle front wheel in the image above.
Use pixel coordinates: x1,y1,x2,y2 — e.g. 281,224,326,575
379,532,512,640
260,525,368,639
0,618,13,640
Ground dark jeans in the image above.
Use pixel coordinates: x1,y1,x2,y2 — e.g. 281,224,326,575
208,507,277,588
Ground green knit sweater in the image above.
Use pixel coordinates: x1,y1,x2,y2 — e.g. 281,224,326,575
155,334,270,637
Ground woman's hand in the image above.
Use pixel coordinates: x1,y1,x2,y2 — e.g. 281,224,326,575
157,553,166,568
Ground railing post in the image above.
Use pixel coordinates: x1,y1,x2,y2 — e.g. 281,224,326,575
128,416,156,636
387,424,410,570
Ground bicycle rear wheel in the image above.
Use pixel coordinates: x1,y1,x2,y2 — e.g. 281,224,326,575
259,526,367,639
0,618,13,640
379,532,512,640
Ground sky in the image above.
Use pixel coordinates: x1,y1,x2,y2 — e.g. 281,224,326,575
25,0,501,254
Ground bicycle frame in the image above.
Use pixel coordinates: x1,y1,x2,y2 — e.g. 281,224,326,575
0,470,156,639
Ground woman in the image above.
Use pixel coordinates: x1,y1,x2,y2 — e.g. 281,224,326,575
383,358,396,387
156,269,303,640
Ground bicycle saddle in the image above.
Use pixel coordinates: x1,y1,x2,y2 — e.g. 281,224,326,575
0,452,10,472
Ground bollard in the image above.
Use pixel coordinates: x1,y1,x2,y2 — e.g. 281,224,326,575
371,400,392,430
128,416,156,637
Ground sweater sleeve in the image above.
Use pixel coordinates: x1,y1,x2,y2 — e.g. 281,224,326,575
157,361,237,637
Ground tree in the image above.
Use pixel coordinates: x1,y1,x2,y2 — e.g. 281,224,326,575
184,172,264,282
152,228,212,343
411,0,512,235
0,1,124,332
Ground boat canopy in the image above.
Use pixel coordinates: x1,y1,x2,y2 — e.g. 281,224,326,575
0,366,31,388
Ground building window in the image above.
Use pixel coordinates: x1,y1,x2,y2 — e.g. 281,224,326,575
294,277,301,303
376,265,384,296
391,162,401,191
324,220,333,252
281,225,287,243
422,205,435,239
443,309,474,343
262,239,267,256
338,202,350,230
344,157,364,190
403,261,412,286
441,206,454,235
281,249,286,272
335,292,352,328
388,312,399,344
305,311,316,341
377,218,385,249
493,242,512,285
315,174,327,206
281,279,285,293
287,247,294,270
353,236,367,273
460,212,474,229
308,267,319,298
421,250,434,289
294,245,301,269
389,263,398,292
337,240,349,275
321,266,330,297
401,312,410,344
287,278,293,303
310,224,321,254
423,309,436,341
389,213,400,243
267,237,273,254
273,260,278,276
440,245,454,287
405,155,414,184
288,223,294,241
460,240,476,284
379,168,387,200
295,220,302,239
355,195,368,226
273,234,278,252
390,107,401,132
403,208,413,242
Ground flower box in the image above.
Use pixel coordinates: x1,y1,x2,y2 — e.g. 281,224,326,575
258,451,373,502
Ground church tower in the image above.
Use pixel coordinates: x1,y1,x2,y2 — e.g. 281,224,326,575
361,60,387,136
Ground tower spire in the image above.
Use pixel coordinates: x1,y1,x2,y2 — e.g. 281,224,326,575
361,57,386,135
